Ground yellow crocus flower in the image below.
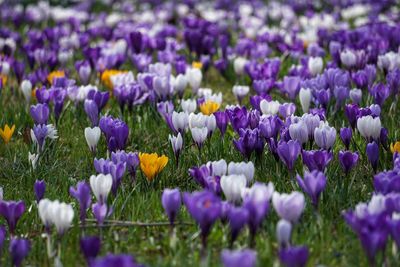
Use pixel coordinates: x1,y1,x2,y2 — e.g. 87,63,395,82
192,61,203,69
390,142,400,153
0,124,15,144
0,74,7,85
199,101,220,115
139,152,169,181
47,70,65,85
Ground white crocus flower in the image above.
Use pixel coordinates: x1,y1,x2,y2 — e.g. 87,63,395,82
84,127,101,153
90,174,113,203
221,174,247,203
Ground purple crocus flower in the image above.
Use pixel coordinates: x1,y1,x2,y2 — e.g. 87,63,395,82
111,151,140,181
92,203,108,226
338,151,359,174
366,141,379,172
32,124,48,149
340,127,352,149
183,191,221,247
277,140,301,171
259,115,282,139
161,188,181,226
243,183,274,246
227,206,249,246
296,171,327,208
80,236,101,265
301,150,332,172
9,238,31,267
94,158,126,195
35,87,51,104
214,111,228,137
233,128,264,160
221,249,257,267
369,83,389,106
76,60,91,84
30,103,50,125
344,104,359,129
34,180,46,202
0,201,25,235
84,99,99,127
279,103,296,118
226,106,249,133
87,90,109,112
69,181,91,224
91,254,143,267
279,246,309,267
281,76,301,100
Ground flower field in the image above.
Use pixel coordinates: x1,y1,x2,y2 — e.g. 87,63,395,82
0,1,400,266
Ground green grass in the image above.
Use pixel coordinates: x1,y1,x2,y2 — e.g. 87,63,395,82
1,58,400,267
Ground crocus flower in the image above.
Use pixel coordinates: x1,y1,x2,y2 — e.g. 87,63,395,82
260,100,280,116
139,153,168,181
242,182,274,243
190,127,208,149
277,140,301,171
279,246,309,267
69,181,91,224
301,150,332,172
276,219,292,248
233,128,264,160
90,174,113,204
214,111,228,137
30,103,49,125
314,122,336,150
91,254,142,267
227,206,249,246
272,191,305,223
390,142,400,154
366,141,379,172
34,180,46,202
338,151,359,174
357,115,381,141
21,80,32,103
0,200,25,235
259,115,282,139
47,70,65,85
289,121,308,145
171,111,188,134
183,190,221,247
199,101,220,115
94,158,126,195
161,188,181,225
52,202,74,236
169,133,183,164
221,249,257,267
296,171,327,208
232,85,250,104
80,236,101,265
84,127,101,154
220,174,247,203
227,161,255,184
111,151,140,181
84,99,99,127
308,57,323,76
9,238,31,267
340,127,352,149
299,88,312,113
0,124,15,144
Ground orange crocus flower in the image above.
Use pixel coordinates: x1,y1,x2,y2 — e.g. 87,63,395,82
139,152,169,181
390,142,400,153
